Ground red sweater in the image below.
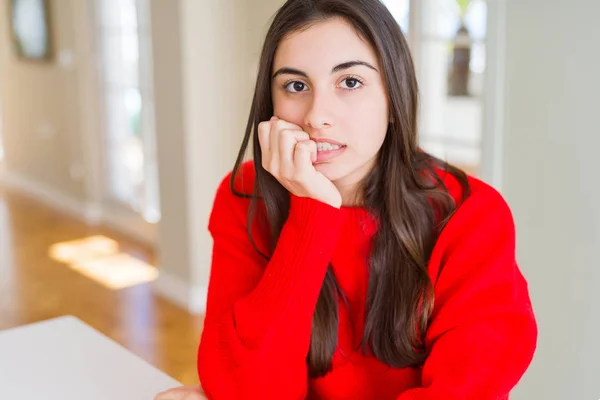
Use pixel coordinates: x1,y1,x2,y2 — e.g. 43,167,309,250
198,161,537,400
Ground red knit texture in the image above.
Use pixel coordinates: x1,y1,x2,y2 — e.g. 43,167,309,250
197,161,537,400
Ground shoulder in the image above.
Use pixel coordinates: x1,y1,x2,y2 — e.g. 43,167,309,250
457,175,514,228
430,171,516,265
209,160,257,233
426,172,519,290
215,159,257,198
436,167,513,227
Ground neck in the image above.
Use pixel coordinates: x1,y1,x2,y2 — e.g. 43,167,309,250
334,159,375,207
338,183,361,207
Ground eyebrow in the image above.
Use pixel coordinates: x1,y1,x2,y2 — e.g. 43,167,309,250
272,60,378,79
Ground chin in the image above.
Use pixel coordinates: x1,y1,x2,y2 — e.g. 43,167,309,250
314,162,348,182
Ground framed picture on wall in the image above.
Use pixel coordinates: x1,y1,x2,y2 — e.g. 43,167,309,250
8,0,53,61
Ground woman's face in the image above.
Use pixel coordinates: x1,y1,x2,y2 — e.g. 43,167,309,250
271,17,390,200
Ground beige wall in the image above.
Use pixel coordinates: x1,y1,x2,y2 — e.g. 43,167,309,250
150,0,192,287
0,0,285,311
0,0,285,312
0,0,94,203
0,0,156,242
151,0,284,312
503,0,600,399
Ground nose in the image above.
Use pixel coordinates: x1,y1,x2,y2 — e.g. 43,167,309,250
303,89,334,130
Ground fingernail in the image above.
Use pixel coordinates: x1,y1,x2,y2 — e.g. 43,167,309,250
271,116,278,121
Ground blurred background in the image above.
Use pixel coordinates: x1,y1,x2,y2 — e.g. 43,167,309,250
0,0,597,398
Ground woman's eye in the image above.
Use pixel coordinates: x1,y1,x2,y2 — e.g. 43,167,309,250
284,81,308,93
340,78,363,90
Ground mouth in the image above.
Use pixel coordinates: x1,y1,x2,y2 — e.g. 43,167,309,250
316,142,346,152
313,141,347,163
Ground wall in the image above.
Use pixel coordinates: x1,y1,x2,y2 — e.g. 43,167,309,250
0,0,159,244
0,0,285,311
503,0,600,398
151,0,284,312
149,0,194,303
0,0,92,207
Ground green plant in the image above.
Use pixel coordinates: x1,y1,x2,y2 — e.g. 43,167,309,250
455,0,472,16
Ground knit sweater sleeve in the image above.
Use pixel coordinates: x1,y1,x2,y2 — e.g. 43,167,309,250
397,184,538,400
197,175,346,400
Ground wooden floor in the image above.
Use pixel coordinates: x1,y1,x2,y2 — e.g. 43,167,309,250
0,186,203,385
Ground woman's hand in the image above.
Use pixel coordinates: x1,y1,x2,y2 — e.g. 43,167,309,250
258,116,342,208
154,384,208,400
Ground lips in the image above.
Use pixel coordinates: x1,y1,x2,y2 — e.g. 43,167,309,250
313,138,345,146
313,144,346,163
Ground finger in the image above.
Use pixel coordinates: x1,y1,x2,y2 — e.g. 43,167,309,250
270,119,304,150
154,385,200,400
191,384,206,396
270,119,304,169
279,130,310,178
272,117,302,131
294,139,318,175
269,121,285,173
154,389,172,400
181,392,204,400
257,121,272,169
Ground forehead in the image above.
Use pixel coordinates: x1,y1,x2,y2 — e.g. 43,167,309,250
273,17,380,73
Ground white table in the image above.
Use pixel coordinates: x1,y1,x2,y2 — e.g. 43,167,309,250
0,316,182,399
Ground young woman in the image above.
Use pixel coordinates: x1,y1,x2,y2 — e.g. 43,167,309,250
155,0,537,399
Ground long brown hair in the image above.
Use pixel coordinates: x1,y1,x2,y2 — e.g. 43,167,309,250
230,0,470,377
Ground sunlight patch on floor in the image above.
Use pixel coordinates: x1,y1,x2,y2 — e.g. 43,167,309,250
49,235,158,290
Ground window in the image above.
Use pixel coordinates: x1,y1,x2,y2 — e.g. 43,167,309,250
384,0,488,176
385,0,411,33
96,0,160,223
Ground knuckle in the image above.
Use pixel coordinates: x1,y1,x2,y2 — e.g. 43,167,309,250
257,121,269,135
296,142,308,152
275,120,286,130
280,133,297,149
279,129,292,138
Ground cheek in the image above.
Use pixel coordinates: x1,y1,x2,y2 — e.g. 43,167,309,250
346,93,389,150
272,92,307,125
